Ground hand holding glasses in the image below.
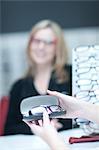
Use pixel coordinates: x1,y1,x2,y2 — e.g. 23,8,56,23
20,95,66,121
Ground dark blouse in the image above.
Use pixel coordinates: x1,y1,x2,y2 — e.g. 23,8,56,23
4,65,72,135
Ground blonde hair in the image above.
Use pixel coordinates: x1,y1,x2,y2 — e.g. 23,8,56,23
26,19,69,83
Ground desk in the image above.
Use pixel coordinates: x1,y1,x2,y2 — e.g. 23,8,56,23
0,128,99,150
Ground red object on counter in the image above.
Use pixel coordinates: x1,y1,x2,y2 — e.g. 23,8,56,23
69,135,99,144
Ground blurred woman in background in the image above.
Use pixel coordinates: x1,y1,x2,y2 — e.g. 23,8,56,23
4,19,72,135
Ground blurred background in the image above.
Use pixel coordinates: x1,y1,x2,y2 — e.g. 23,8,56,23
0,0,99,97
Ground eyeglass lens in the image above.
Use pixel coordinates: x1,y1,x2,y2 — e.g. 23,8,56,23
31,105,62,114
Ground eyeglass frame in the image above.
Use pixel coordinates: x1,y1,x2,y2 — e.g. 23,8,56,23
31,37,57,46
23,104,66,121
75,90,99,102
74,45,99,53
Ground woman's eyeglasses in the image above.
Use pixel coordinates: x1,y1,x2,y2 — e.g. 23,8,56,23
31,37,57,46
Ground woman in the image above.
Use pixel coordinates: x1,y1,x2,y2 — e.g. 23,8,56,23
4,20,72,135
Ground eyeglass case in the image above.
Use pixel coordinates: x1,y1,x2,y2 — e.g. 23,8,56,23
20,95,66,121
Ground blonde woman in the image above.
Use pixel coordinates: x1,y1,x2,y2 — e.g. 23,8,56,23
4,20,72,135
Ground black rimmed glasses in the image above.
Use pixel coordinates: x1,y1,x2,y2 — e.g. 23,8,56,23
29,105,63,115
23,104,66,121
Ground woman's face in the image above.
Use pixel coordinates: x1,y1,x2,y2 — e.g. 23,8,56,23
30,28,57,66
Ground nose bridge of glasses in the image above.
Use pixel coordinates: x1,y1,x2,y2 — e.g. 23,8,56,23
43,105,61,111
36,38,54,45
40,105,51,112
37,39,47,48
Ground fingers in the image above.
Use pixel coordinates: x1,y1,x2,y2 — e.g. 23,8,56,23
47,90,58,96
47,90,66,107
43,110,50,125
23,120,31,126
23,110,50,128
38,120,43,126
47,90,75,102
51,119,63,130
23,120,42,135
47,90,67,98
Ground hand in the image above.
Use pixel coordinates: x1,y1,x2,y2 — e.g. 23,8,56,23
23,111,59,143
23,111,69,150
52,119,63,130
47,90,84,119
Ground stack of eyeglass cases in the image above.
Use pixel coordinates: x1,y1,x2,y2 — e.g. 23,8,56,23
72,45,99,134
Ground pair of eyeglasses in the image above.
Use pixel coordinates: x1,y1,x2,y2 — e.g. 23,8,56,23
75,90,99,102
77,62,99,68
23,105,66,121
75,55,99,64
75,118,99,135
76,72,99,79
74,45,99,55
76,79,99,86
31,37,57,46
75,66,99,75
82,122,99,135
76,83,99,91
29,105,62,114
